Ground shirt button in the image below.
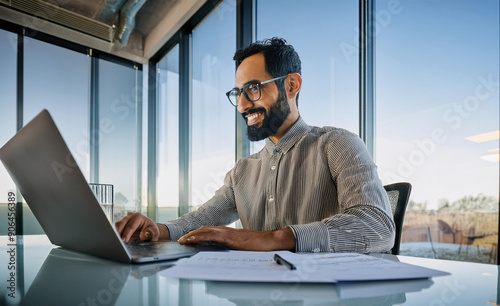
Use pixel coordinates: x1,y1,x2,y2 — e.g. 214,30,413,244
269,196,274,202
271,165,276,170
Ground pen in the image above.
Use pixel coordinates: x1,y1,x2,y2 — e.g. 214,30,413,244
274,254,296,270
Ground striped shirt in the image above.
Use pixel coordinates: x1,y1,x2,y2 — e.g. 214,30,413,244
163,117,395,253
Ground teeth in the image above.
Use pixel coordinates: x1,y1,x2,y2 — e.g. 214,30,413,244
247,113,260,120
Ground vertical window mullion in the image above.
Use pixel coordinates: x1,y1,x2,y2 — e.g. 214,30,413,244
359,0,376,158
147,62,157,220
135,65,143,214
179,32,192,217
235,0,254,161
16,31,24,236
89,53,99,183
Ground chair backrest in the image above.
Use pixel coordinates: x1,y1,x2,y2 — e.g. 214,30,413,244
384,182,412,255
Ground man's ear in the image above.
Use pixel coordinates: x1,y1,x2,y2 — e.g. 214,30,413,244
286,73,302,99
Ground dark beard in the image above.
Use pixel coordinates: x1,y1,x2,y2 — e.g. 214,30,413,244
244,90,291,141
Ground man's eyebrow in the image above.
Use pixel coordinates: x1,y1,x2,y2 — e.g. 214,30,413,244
242,79,260,86
233,79,260,90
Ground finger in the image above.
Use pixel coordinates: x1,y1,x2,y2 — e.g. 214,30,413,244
178,227,208,243
178,234,197,244
139,224,160,241
139,228,152,241
121,214,143,242
179,228,221,244
114,212,134,235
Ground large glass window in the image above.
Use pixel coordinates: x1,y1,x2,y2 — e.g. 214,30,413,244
24,38,90,177
376,0,499,264
190,0,236,209
157,45,180,220
0,29,17,235
0,28,142,233
98,60,142,219
256,0,359,153
24,37,90,234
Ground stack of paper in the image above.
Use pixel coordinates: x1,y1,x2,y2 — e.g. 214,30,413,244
161,251,449,283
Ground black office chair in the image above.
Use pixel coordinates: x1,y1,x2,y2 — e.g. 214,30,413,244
384,182,412,255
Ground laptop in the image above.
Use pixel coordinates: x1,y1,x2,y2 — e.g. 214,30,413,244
0,109,227,263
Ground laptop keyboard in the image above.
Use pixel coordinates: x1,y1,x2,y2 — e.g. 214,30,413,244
125,241,228,258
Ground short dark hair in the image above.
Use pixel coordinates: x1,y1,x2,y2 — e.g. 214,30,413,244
233,37,301,105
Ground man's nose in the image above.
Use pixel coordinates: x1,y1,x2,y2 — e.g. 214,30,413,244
237,94,253,113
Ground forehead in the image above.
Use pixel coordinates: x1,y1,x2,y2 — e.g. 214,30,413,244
235,53,271,87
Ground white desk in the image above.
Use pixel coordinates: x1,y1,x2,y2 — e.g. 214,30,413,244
1,235,498,305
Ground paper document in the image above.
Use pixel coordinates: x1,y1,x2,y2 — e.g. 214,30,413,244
161,251,449,283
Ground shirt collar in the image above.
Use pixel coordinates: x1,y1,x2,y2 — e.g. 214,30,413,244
264,117,310,155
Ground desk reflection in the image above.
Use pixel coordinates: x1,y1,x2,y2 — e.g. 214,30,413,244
205,278,433,306
21,248,172,306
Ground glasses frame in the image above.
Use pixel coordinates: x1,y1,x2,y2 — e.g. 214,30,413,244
225,75,289,107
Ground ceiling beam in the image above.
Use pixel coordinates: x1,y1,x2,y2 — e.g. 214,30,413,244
143,0,206,59
0,5,148,64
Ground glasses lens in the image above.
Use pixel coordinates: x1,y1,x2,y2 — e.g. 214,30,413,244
227,90,239,106
244,83,261,102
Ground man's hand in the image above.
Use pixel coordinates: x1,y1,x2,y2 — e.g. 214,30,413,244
115,212,170,243
177,226,295,251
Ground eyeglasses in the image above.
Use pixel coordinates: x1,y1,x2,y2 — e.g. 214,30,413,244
225,75,289,107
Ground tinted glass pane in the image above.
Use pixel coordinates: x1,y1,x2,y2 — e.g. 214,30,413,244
24,38,89,177
191,0,236,208
98,60,142,218
24,37,89,234
376,0,499,264
256,0,359,153
157,45,180,218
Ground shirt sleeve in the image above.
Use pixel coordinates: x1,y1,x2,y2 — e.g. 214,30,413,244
289,130,395,253
162,167,239,241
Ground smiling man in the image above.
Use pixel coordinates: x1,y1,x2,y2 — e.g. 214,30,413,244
116,38,395,253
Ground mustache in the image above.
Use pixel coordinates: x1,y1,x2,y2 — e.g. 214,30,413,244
241,107,266,118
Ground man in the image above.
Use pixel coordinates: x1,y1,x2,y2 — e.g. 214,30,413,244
116,38,395,253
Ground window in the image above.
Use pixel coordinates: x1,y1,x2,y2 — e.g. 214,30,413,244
0,24,143,233
256,0,359,153
190,0,237,209
23,37,90,234
0,29,17,235
157,45,180,220
98,60,142,218
376,0,499,264
24,38,90,177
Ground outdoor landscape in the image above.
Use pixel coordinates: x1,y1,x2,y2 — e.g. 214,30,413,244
400,193,498,264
